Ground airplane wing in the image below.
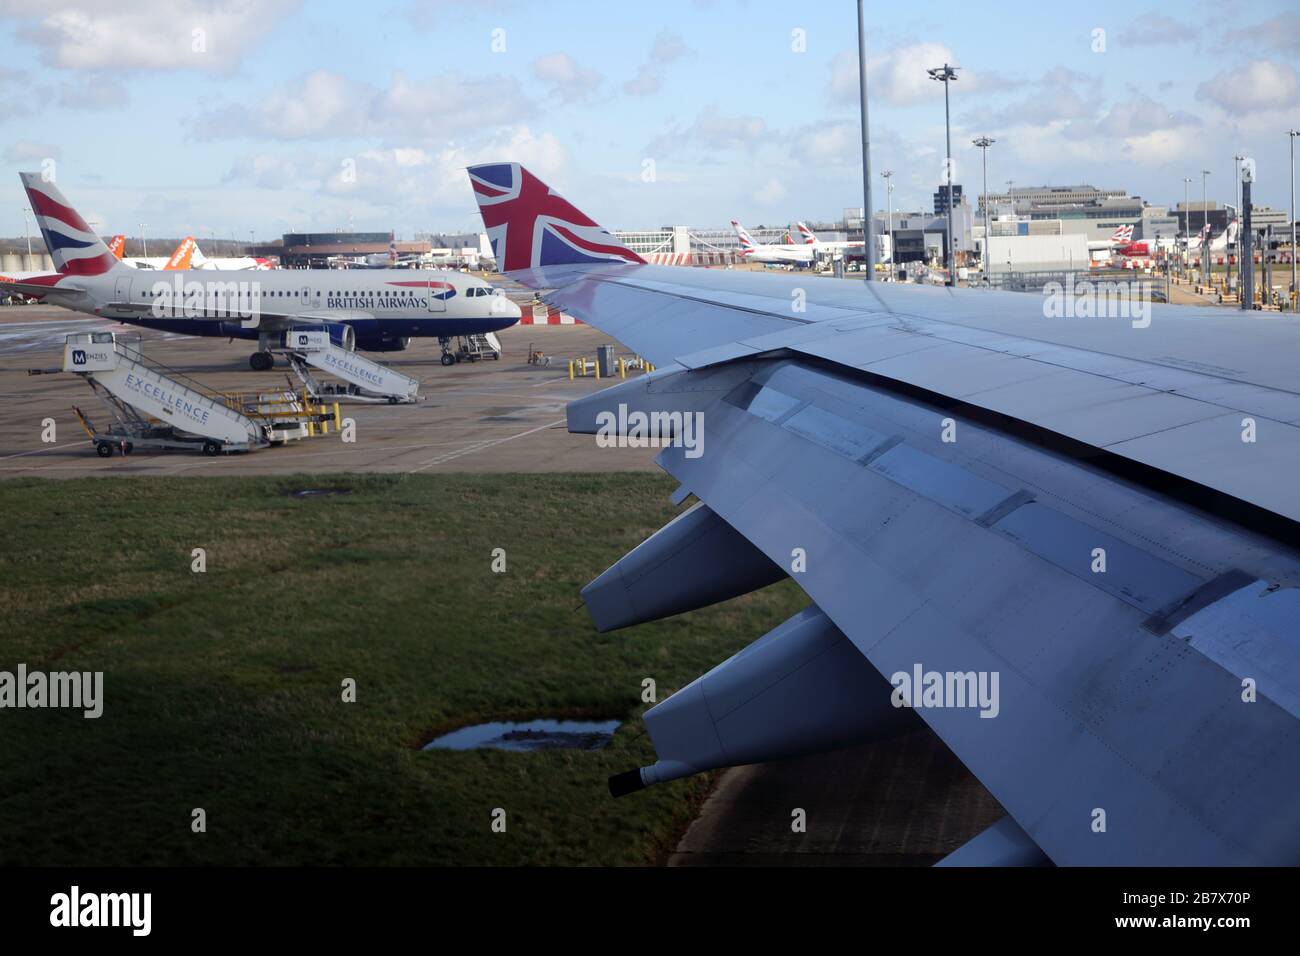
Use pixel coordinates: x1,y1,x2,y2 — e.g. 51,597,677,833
469,162,1300,866
0,278,67,297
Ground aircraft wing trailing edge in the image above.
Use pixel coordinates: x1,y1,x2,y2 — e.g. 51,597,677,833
468,162,1300,866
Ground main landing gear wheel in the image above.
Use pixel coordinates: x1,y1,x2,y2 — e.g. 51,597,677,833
249,351,274,371
440,352,455,367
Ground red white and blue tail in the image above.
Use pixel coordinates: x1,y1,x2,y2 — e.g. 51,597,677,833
730,219,758,255
466,163,644,273
796,222,817,245
19,173,121,276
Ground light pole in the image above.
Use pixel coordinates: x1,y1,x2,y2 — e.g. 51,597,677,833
139,223,148,259
856,0,875,282
928,63,960,285
1182,177,1192,277
973,136,994,286
21,207,32,257
1290,130,1299,310
881,169,894,277
1201,170,1211,280
1233,152,1246,290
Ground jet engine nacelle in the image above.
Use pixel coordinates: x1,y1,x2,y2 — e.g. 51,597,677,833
609,605,919,796
288,323,355,352
581,500,785,631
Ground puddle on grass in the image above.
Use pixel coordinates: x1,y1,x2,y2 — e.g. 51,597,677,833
423,719,621,752
288,487,353,498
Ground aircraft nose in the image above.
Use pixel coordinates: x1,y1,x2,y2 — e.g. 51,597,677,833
506,298,522,318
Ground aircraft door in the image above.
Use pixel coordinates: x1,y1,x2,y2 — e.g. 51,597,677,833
427,279,448,313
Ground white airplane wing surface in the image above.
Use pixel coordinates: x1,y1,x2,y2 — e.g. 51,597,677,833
469,162,1300,866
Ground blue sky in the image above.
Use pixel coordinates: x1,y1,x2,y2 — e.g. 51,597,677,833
1,0,1297,241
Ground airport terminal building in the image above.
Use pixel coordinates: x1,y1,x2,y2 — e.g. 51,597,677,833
257,232,433,269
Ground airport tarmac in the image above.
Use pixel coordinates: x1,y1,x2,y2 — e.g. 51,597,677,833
0,299,1002,867
0,304,660,476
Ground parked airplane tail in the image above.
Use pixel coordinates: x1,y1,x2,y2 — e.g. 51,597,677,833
19,173,123,276
465,163,645,272
796,222,817,245
730,219,758,253
107,234,125,259
164,236,197,271
1110,224,1133,244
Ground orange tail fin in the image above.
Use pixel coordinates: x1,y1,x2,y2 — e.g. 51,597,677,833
164,236,196,271
107,234,125,259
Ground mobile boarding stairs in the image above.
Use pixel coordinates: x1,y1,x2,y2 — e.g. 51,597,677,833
273,330,421,404
30,331,342,457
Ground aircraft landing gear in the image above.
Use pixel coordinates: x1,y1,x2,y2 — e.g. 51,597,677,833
438,336,455,366
250,351,274,371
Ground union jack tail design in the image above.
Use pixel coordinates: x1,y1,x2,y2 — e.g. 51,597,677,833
19,173,122,277
467,163,645,272
1109,224,1133,245
730,219,758,254
796,222,817,245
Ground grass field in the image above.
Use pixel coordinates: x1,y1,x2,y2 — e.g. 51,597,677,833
0,473,807,866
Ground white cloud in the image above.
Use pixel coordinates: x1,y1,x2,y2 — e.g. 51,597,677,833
624,30,691,96
0,0,299,72
531,52,602,103
753,177,787,205
831,43,985,108
789,121,859,166
1222,15,1300,55
1196,60,1299,115
222,127,567,221
646,105,767,157
58,74,128,110
193,69,534,140
4,140,60,163
1122,13,1197,46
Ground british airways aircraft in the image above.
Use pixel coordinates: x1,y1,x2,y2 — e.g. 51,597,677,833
469,161,1300,867
4,173,521,370
729,219,814,266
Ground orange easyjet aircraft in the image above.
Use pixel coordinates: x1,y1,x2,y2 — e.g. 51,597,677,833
107,234,194,270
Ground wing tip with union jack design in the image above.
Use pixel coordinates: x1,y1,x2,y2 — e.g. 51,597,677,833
466,162,645,273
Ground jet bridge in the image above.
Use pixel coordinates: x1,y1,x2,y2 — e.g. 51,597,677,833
32,332,339,457
276,330,421,404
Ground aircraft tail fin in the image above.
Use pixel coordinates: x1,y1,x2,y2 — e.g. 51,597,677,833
19,172,123,276
164,236,197,271
730,219,758,253
107,234,125,259
796,222,817,245
466,163,645,272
